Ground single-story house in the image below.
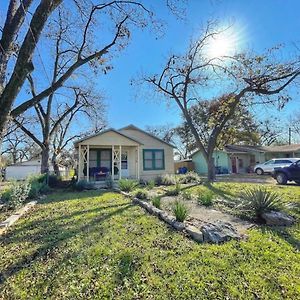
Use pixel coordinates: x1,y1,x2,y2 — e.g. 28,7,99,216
5,158,68,180
191,144,300,174
74,124,175,182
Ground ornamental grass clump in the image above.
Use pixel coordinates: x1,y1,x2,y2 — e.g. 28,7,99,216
134,189,148,200
118,179,139,192
198,190,214,207
166,182,181,196
178,171,201,184
151,196,161,209
172,200,189,222
161,174,176,186
239,187,283,219
146,180,155,190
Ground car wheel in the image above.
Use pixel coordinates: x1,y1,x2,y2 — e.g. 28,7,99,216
276,173,288,185
255,168,264,175
295,180,300,185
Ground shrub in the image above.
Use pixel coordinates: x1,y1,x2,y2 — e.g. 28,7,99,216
172,200,189,222
178,171,201,184
47,174,61,188
151,196,161,209
154,176,163,186
134,189,148,200
146,180,155,190
166,182,181,196
119,179,139,192
198,190,214,207
28,181,50,199
74,180,95,192
161,174,176,186
3,181,31,209
180,190,193,201
239,187,283,219
28,174,47,184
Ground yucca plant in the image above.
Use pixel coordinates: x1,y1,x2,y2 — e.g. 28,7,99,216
118,179,139,192
239,187,283,219
151,196,161,209
172,200,189,222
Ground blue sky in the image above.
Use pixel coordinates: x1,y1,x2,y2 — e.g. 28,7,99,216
96,0,300,130
2,0,299,137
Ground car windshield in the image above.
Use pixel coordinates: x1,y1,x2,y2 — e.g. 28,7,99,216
264,160,274,165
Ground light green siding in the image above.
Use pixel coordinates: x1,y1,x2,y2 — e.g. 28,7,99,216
192,150,229,174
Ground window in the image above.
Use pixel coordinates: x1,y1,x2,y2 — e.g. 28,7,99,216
264,160,275,165
121,152,128,169
276,160,292,164
143,149,165,170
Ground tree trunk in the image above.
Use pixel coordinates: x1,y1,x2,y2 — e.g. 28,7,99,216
206,154,215,182
51,153,60,177
41,145,50,174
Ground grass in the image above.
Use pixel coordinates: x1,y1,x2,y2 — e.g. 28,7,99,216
0,185,299,299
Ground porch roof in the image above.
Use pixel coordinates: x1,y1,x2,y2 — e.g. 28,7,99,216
74,128,143,147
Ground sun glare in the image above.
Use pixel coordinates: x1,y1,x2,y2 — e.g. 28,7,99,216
206,25,243,58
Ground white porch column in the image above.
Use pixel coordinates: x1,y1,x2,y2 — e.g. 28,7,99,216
119,145,122,180
86,145,90,182
78,144,82,180
112,145,115,180
137,145,140,180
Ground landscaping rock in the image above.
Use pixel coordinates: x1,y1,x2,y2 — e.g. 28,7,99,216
159,212,176,225
185,225,204,243
172,221,186,231
151,207,163,216
261,211,295,226
201,221,240,243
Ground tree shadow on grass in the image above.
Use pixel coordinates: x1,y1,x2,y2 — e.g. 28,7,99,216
203,183,235,201
0,191,133,285
259,226,300,251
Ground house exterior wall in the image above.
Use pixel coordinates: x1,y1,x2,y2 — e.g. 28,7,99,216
119,129,174,180
192,150,229,174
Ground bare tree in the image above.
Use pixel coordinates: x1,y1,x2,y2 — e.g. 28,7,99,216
14,85,105,174
0,0,171,138
0,0,62,137
1,120,38,164
145,22,300,181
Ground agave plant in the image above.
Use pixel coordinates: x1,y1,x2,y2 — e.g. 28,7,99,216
239,187,283,218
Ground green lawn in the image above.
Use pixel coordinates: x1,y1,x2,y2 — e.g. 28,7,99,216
0,184,300,299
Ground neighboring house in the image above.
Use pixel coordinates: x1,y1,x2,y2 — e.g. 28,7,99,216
74,124,175,182
191,144,300,175
192,150,230,175
5,158,68,180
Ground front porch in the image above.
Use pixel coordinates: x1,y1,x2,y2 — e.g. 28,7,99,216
78,145,140,182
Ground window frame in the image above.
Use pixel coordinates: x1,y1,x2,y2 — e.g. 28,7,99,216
143,149,165,171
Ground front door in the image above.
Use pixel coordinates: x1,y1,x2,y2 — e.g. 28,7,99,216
231,157,237,173
121,151,129,177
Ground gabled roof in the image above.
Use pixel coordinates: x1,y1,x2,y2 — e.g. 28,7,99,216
225,144,300,153
73,128,143,146
191,143,300,157
119,124,176,148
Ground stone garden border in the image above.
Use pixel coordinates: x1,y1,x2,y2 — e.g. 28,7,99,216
130,193,204,243
0,201,37,236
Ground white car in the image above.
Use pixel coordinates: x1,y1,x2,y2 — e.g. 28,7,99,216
254,158,300,175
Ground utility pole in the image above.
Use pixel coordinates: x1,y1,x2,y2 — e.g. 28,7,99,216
288,127,292,145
